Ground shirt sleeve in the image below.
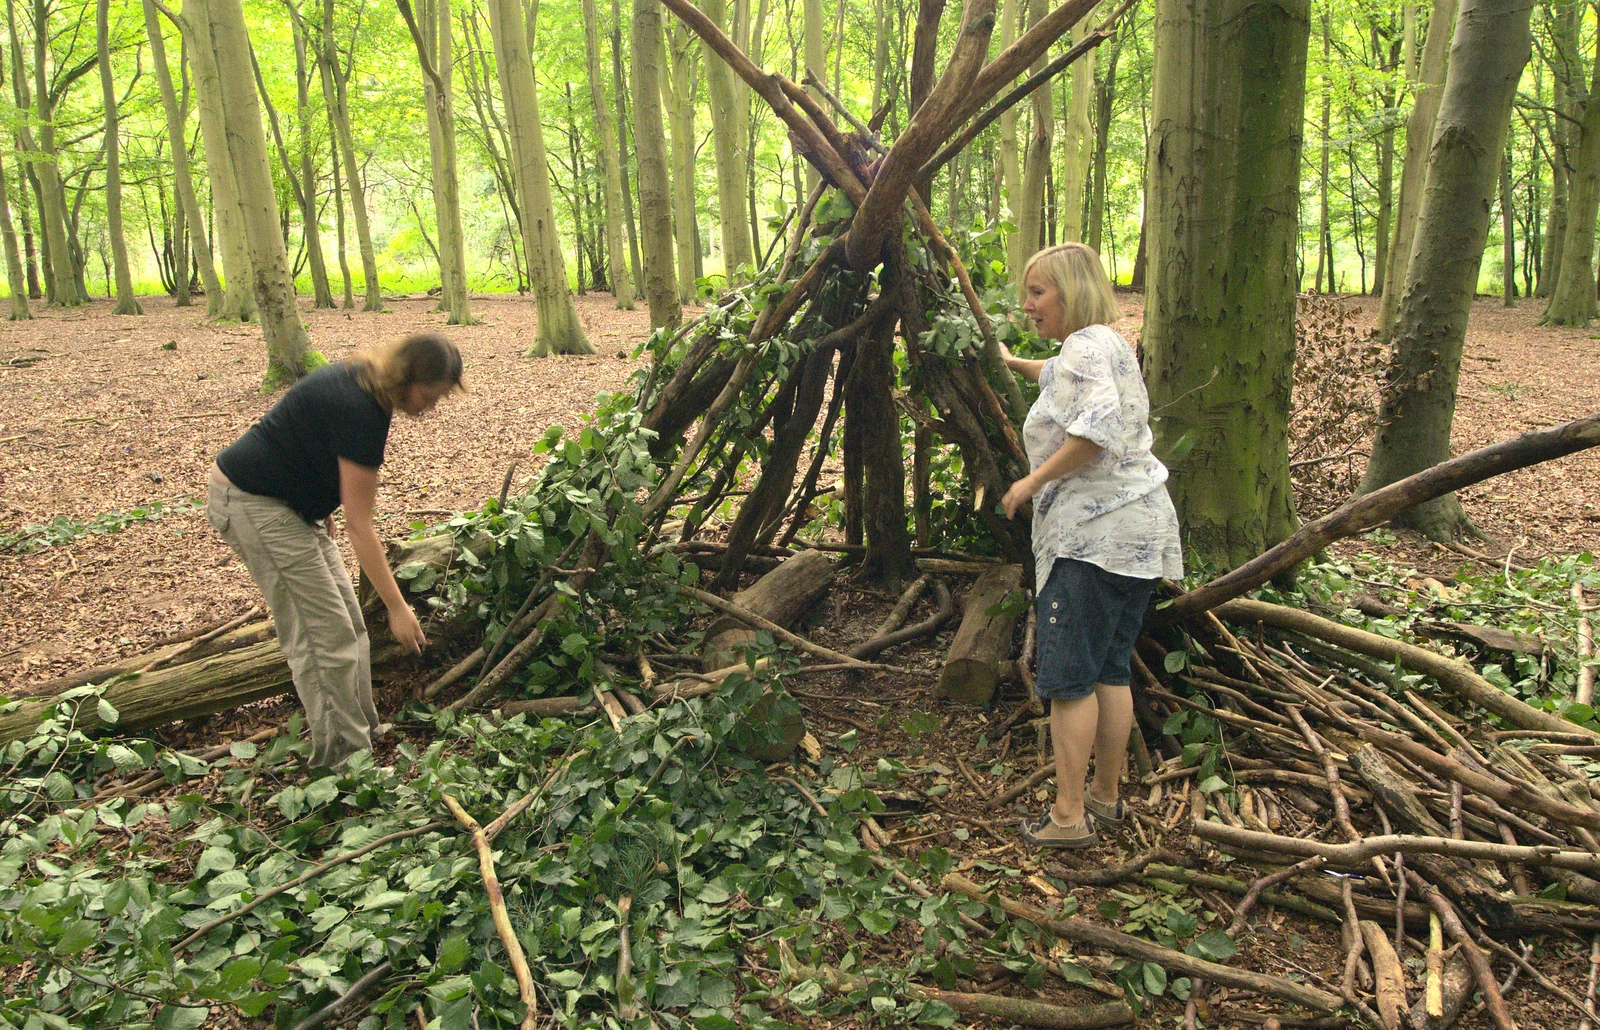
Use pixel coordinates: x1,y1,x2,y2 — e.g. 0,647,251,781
331,374,390,469
1040,332,1126,459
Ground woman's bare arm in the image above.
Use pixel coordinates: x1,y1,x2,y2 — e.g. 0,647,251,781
339,458,426,653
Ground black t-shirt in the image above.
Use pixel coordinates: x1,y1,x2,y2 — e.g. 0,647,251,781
217,362,392,522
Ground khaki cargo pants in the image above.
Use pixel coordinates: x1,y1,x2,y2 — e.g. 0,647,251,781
206,476,379,769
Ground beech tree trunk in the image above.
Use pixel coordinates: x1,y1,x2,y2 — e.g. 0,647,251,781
1017,0,1052,258
580,0,634,309
702,0,755,281
1537,0,1577,300
1058,13,1095,242
319,0,384,312
1358,0,1532,540
1500,145,1515,307
195,0,314,385
667,22,700,304
289,19,335,309
1142,0,1307,570
184,0,256,320
633,0,682,326
998,0,1025,274
142,0,223,316
1376,0,1456,337
487,0,594,354
612,0,645,289
803,0,825,193
97,0,141,315
1086,21,1122,256
1543,27,1600,326
0,145,29,320
401,0,474,325
1313,8,1331,292
25,1,84,307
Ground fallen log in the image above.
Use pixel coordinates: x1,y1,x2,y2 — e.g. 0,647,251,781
1155,413,1600,626
1359,920,1408,1030
697,550,836,760
942,873,1346,1012
1215,598,1600,743
1406,950,1473,1030
16,618,275,699
935,564,1024,706
1191,820,1600,873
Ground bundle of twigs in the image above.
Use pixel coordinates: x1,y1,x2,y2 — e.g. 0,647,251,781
1116,599,1600,1030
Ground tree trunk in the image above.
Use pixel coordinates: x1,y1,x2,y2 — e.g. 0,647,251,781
0,146,29,319
998,0,1024,274
1142,0,1307,571
1543,29,1600,326
702,0,755,282
1314,8,1331,293
25,3,82,306
632,0,682,326
143,0,223,316
97,0,142,315
487,0,594,354
1059,13,1095,242
194,0,313,385
1358,0,1532,540
254,37,333,311
319,0,384,312
1086,22,1121,256
612,0,645,291
327,101,355,308
668,22,700,304
1500,144,1515,307
847,315,916,588
417,0,473,325
1376,0,1456,337
582,0,635,308
1537,0,1577,299
1373,77,1396,294
184,0,256,320
289,19,335,309
1017,0,1052,260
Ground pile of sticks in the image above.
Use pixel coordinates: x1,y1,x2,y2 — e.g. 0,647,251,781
1106,599,1600,1030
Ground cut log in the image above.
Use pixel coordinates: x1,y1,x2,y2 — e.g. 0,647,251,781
1359,920,1408,1030
935,563,1024,706
1216,598,1600,742
0,636,399,746
15,619,276,699
701,547,836,669
699,549,836,760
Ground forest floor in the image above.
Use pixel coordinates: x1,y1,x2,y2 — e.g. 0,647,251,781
3,289,1594,691
2,289,1598,1029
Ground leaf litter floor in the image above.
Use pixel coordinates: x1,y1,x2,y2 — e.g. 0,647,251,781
1,290,1598,1028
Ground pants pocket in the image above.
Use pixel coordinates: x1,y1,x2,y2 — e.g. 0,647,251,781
205,496,230,535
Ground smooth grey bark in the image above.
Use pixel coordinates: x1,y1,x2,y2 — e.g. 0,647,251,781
142,0,222,314
700,0,755,281
998,0,1024,275
1143,0,1309,570
1357,0,1533,540
582,0,635,308
1376,0,1457,336
0,146,29,319
97,0,141,314
487,0,594,353
319,0,383,311
399,0,474,324
183,0,256,320
667,20,699,303
195,0,313,385
612,0,644,289
631,0,680,325
1500,146,1515,307
1543,19,1600,326
251,34,334,309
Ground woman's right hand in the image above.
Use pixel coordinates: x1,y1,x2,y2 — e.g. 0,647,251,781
388,602,428,655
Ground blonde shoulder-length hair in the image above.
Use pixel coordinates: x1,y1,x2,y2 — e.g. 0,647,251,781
1022,243,1120,338
349,333,465,411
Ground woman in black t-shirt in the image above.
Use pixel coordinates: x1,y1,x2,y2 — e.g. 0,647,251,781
207,334,463,770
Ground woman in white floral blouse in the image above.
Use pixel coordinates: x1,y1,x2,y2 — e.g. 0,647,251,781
999,243,1184,849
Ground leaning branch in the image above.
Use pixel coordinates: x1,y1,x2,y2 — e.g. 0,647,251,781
1157,413,1600,626
1191,821,1600,872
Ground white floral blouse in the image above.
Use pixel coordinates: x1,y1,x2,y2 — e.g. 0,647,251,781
1023,324,1184,587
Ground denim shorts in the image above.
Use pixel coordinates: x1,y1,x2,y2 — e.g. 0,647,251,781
1034,557,1157,702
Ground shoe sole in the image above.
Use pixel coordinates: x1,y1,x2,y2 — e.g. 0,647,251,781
1085,798,1125,824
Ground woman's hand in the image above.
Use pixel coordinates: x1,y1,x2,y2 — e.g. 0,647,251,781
1002,475,1039,519
387,602,427,655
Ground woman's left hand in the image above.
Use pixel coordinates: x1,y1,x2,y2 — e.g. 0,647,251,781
1002,475,1038,520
